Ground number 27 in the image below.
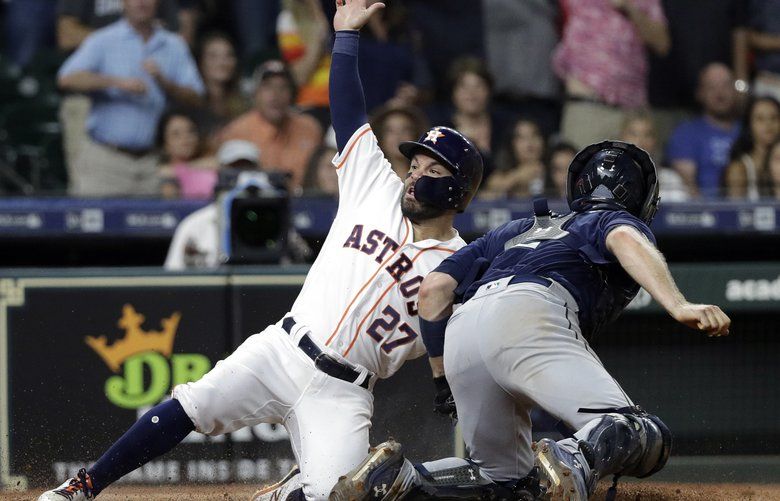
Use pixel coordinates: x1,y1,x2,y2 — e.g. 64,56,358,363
366,305,418,353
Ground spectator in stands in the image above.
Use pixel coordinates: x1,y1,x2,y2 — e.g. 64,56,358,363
620,110,689,202
765,139,780,199
483,0,561,138
439,57,510,177
56,0,185,51
165,140,311,270
4,0,56,68
277,0,332,126
57,0,205,196
220,60,323,194
56,0,182,179
371,104,428,179
737,1,780,102
302,126,339,197
481,118,546,199
666,63,741,198
406,0,484,102
650,0,747,113
553,0,670,148
157,111,219,200
724,96,780,200
357,0,425,113
192,32,246,148
544,141,578,199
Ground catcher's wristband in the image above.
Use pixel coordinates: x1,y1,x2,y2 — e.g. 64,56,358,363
420,317,449,357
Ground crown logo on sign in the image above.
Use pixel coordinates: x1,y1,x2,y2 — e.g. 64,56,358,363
85,304,181,373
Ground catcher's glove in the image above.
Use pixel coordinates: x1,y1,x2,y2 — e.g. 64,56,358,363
433,376,458,423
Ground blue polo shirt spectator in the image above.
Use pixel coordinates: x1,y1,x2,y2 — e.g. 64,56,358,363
59,19,204,150
665,63,740,198
58,0,204,196
666,117,739,197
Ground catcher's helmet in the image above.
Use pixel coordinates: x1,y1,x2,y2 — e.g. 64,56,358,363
399,126,483,212
567,140,660,224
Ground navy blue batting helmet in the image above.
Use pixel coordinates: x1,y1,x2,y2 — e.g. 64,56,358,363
567,140,660,224
399,126,483,212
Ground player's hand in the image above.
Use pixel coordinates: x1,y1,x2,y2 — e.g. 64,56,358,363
433,376,458,423
333,0,385,32
113,77,147,95
671,303,730,337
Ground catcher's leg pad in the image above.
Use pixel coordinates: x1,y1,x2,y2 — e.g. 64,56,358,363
578,407,672,479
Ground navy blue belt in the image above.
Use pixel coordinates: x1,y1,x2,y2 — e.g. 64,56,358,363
509,274,552,287
282,317,371,390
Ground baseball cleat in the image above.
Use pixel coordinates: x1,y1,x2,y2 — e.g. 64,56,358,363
251,465,301,501
533,439,593,501
329,440,404,501
37,468,95,500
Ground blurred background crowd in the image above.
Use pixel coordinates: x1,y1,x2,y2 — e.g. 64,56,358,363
0,0,779,203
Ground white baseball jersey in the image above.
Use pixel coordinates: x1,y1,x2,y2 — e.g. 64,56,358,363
288,123,466,378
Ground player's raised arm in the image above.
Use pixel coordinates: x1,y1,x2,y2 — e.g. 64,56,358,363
606,225,731,337
329,0,385,152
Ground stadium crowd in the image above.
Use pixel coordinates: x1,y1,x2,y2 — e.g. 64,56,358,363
1,0,780,201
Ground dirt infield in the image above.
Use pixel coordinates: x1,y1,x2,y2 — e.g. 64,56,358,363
6,482,780,500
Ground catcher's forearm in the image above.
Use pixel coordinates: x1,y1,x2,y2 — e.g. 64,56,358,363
419,272,457,321
419,272,457,359
607,226,686,316
428,356,445,378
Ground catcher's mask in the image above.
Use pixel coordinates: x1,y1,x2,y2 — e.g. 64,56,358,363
399,126,483,213
567,140,660,224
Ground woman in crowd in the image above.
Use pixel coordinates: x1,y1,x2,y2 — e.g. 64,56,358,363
302,126,339,197
371,103,428,179
195,32,247,147
764,140,780,199
620,110,689,202
157,111,219,200
480,118,546,199
544,141,578,199
440,57,509,176
724,96,780,199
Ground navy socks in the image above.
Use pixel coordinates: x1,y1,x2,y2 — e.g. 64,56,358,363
87,399,195,495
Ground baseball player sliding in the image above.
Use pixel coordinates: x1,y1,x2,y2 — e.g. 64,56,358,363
329,140,730,500
37,1,482,501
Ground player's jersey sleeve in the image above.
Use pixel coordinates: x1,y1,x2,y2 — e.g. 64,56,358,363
434,220,521,283
331,124,403,213
591,210,657,264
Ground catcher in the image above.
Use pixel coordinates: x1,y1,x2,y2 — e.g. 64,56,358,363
328,141,730,501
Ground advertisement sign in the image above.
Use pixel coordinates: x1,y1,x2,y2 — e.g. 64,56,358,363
1,275,299,488
1,272,458,489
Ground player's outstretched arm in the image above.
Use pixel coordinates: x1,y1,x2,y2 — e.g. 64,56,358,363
606,225,731,337
419,272,459,419
419,271,458,374
329,0,385,152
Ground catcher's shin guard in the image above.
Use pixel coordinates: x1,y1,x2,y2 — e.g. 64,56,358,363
578,407,672,480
